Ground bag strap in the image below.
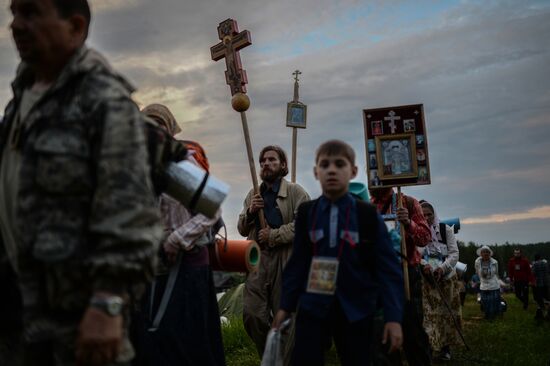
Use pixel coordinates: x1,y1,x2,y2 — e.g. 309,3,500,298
148,253,182,332
439,222,447,244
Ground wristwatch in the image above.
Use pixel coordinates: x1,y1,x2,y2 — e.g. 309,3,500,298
90,295,125,316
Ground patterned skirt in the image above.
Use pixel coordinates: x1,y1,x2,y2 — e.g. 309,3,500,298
421,273,463,351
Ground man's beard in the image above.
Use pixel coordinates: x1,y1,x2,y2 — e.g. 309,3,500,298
261,167,281,183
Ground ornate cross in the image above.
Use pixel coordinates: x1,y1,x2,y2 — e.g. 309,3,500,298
210,19,252,96
293,70,302,82
385,110,401,134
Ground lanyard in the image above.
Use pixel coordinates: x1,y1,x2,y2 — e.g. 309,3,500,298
310,201,353,260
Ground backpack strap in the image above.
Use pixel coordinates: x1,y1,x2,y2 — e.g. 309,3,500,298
439,222,447,244
355,199,378,277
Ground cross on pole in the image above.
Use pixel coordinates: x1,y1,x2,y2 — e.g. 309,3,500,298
210,19,252,96
385,110,401,134
292,70,301,102
211,19,267,232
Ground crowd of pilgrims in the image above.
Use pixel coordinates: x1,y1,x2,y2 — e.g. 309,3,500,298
4,1,550,366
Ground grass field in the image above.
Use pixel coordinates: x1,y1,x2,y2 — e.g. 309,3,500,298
221,293,550,365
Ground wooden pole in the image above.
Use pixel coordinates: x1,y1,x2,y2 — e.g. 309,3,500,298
397,186,411,301
291,127,297,183
240,111,267,228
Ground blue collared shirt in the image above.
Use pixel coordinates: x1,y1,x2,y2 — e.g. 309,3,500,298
312,193,359,256
260,178,284,229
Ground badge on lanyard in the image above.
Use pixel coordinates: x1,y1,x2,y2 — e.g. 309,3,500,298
306,201,353,296
307,256,340,295
515,264,520,271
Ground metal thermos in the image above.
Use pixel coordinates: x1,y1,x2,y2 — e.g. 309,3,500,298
164,161,230,218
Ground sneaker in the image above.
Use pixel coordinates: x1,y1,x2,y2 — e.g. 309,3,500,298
439,351,451,361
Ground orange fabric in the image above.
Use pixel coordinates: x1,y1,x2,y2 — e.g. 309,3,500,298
209,239,260,272
180,140,209,172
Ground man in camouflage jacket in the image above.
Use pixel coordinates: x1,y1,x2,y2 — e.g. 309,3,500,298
0,1,161,365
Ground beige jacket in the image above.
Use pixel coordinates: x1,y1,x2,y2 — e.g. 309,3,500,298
238,179,309,254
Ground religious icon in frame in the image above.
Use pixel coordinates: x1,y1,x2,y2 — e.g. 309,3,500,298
376,134,418,180
403,119,416,132
371,120,383,135
364,104,430,188
286,102,307,128
418,166,429,183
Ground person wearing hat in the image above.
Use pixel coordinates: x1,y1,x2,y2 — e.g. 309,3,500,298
474,246,502,320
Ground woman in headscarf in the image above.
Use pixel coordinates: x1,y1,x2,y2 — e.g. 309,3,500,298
132,103,226,366
419,200,462,362
475,245,501,320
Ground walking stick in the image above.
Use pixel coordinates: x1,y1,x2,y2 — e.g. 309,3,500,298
397,187,411,301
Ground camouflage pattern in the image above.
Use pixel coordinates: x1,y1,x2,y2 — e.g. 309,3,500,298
0,47,162,363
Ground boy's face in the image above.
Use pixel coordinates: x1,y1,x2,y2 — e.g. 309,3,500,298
314,153,357,199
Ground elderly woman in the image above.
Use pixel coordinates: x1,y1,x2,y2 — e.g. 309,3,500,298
419,200,462,362
475,245,501,320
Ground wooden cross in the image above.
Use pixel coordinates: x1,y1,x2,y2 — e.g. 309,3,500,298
210,19,252,96
385,110,401,134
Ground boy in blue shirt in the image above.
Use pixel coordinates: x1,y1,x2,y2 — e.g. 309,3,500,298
273,140,403,365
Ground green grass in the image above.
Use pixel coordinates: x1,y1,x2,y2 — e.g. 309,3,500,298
222,293,550,365
449,293,550,365
222,316,260,366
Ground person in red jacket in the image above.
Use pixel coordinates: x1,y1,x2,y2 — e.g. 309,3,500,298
508,248,532,310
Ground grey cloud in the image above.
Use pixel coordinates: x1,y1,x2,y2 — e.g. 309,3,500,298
1,1,548,245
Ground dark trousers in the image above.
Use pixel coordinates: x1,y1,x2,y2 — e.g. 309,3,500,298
402,266,432,366
369,267,431,366
292,301,373,366
514,281,529,308
533,286,549,310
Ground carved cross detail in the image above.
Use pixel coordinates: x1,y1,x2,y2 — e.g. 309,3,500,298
385,110,401,134
210,19,252,95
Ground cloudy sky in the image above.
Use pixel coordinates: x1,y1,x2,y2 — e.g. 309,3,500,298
1,0,549,245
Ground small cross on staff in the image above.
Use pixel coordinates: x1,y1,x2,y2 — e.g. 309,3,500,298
286,70,307,182
211,18,267,229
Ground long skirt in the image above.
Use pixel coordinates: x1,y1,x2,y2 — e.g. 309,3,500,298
480,289,501,320
131,264,226,366
422,273,463,352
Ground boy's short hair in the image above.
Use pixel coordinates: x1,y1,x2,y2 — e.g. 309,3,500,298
315,140,355,165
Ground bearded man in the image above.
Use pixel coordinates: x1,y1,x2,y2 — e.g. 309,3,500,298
237,145,309,357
